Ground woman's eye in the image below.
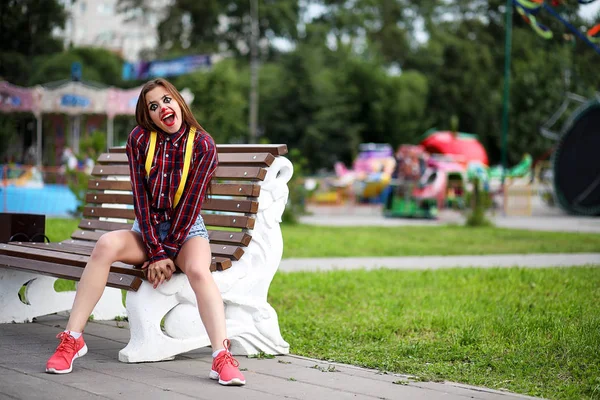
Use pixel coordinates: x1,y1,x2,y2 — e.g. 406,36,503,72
150,104,158,111
164,97,171,103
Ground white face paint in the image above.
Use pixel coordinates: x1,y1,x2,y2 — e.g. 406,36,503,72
146,87,183,134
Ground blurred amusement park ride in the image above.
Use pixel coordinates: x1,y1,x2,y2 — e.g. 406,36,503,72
305,92,600,219
306,131,534,219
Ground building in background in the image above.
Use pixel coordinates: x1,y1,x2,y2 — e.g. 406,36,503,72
55,0,171,61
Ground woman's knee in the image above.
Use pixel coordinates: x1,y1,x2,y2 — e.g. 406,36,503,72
184,263,213,284
90,232,125,262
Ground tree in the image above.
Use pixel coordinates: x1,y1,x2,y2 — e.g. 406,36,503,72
28,47,127,87
0,0,67,85
259,43,362,171
173,60,248,144
118,0,301,58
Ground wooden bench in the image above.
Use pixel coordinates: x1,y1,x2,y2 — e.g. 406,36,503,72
0,144,293,362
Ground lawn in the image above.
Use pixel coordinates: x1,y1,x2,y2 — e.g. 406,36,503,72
269,267,600,400
46,218,600,257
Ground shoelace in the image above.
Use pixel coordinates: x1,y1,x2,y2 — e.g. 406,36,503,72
214,351,240,370
55,332,76,353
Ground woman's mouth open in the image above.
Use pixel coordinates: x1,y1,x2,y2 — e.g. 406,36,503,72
161,112,176,127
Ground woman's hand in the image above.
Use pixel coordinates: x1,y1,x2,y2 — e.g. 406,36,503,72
142,258,176,289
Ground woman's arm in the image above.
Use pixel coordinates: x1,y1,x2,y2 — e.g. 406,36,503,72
162,132,217,259
126,126,169,263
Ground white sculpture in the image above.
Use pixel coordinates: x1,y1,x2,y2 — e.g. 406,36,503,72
0,268,126,323
119,156,293,363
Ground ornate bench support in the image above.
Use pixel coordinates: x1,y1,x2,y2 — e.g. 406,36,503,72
0,269,75,323
119,156,293,363
0,269,126,323
0,268,127,323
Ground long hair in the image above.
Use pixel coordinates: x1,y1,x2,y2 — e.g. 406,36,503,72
135,78,207,135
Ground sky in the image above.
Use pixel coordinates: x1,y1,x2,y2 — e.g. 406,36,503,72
272,2,600,51
579,1,600,21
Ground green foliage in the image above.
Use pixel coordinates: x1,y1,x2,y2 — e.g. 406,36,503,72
120,0,299,57
4,0,599,176
79,131,107,160
270,267,600,399
465,178,493,227
281,149,309,224
65,131,106,217
29,47,126,86
174,60,248,143
0,114,19,160
66,170,89,217
259,45,363,170
0,0,66,85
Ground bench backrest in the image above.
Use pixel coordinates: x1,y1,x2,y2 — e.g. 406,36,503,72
71,144,288,272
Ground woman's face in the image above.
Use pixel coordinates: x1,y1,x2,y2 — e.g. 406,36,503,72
145,86,183,134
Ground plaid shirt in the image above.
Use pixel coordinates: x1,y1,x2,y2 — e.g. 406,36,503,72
126,123,218,262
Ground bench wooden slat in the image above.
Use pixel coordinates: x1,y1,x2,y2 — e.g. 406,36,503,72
88,180,261,197
217,144,288,156
85,193,133,205
82,207,255,229
14,242,95,256
208,231,252,246
79,219,131,232
110,144,288,156
98,152,275,167
11,242,233,271
92,165,267,181
77,220,251,247
83,206,134,220
65,229,244,260
71,228,251,247
0,243,145,278
210,182,261,197
88,179,132,191
0,254,141,291
84,194,259,214
203,214,255,229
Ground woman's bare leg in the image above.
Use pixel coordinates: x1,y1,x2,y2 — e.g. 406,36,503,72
66,230,147,333
175,237,227,351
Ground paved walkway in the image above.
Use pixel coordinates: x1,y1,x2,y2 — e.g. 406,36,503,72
1,315,542,400
299,204,600,233
279,253,600,272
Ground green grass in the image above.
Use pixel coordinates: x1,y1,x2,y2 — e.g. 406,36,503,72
46,218,599,397
269,267,600,400
282,224,600,257
47,218,600,257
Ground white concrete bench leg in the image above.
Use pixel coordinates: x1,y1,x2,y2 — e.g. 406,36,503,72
0,269,75,323
118,274,214,362
0,269,127,323
119,156,293,362
89,286,127,321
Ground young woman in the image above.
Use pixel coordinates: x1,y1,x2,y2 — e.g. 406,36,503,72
45,78,246,386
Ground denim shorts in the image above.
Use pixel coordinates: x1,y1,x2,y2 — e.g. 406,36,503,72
131,214,209,242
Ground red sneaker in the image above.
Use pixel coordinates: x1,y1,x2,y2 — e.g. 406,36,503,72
46,331,88,374
209,339,246,386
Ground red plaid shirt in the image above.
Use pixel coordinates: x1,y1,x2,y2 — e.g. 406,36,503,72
126,123,218,262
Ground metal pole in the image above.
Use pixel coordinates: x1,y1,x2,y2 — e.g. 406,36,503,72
107,116,114,150
249,0,259,144
36,115,42,167
501,0,513,185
